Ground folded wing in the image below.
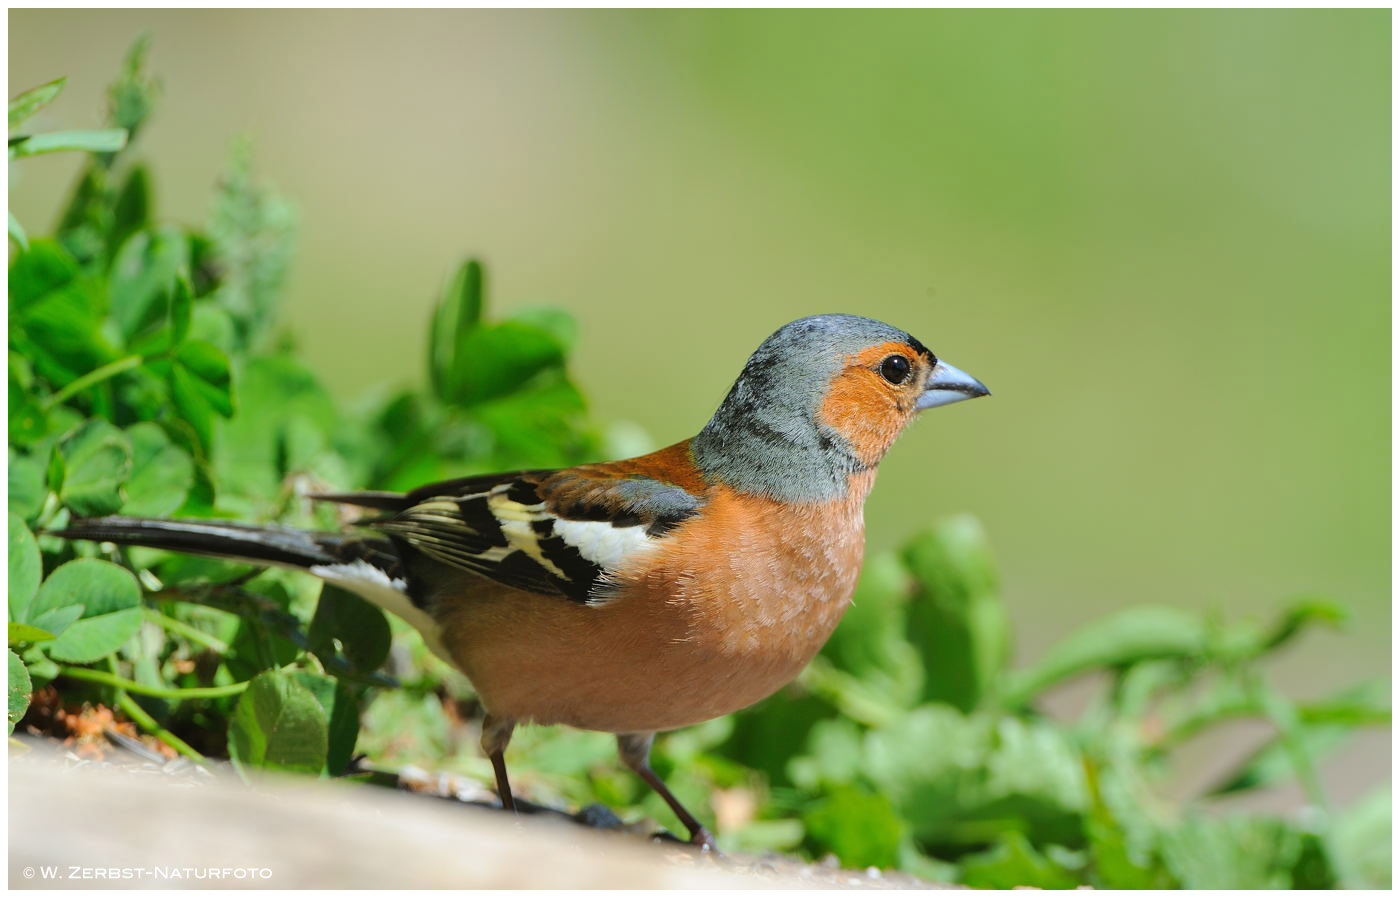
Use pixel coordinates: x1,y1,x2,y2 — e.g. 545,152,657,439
323,464,705,605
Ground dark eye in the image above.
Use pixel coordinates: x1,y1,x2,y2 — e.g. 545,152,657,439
879,354,911,385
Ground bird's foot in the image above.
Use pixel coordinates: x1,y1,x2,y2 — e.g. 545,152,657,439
690,826,719,853
651,827,719,854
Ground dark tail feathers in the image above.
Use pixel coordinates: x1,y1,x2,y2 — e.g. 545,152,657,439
51,516,402,576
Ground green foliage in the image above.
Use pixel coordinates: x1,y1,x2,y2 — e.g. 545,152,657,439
902,516,1007,711
228,670,328,774
801,784,905,869
725,522,1387,887
8,649,33,734
32,559,142,664
7,46,1389,889
9,77,67,130
7,47,600,782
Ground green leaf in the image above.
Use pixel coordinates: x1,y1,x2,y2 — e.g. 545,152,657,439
441,319,568,407
53,162,105,253
788,717,866,792
325,684,364,776
509,306,578,351
308,585,391,674
46,441,67,494
167,340,234,452
958,832,1081,890
802,784,905,869
9,76,66,129
227,670,329,775
1333,786,1391,889
109,226,189,340
10,241,120,386
9,449,47,521
109,35,158,137
8,650,32,734
720,683,837,789
469,374,593,468
983,716,1088,823
9,622,55,646
1289,831,1336,890
109,164,151,254
864,706,1084,849
186,303,235,353
120,422,194,517
34,558,143,663
1083,754,1174,888
864,705,991,846
902,516,1008,712
8,211,27,250
8,238,79,307
799,655,906,727
8,406,46,452
8,514,42,623
174,340,233,414
170,277,193,345
1003,605,1208,707
429,259,484,400
9,128,128,159
1160,816,1302,889
288,670,363,776
57,419,133,516
108,356,168,422
210,354,338,499
22,649,59,687
29,607,83,646
224,614,302,681
1257,596,1347,652
1208,679,1390,795
168,364,214,452
8,354,47,448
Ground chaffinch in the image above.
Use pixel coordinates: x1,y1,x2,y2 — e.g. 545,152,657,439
57,313,989,849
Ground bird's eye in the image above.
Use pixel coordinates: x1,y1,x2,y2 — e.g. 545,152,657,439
879,355,911,385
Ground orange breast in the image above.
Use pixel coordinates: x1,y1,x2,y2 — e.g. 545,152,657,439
433,480,870,733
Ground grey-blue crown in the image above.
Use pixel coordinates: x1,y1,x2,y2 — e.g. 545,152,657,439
691,314,928,502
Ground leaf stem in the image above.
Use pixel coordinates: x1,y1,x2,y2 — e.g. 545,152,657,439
42,355,143,409
114,691,206,764
142,607,230,654
1250,673,1355,888
58,664,248,700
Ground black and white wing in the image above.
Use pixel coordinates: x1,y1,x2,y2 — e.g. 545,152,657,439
329,466,705,605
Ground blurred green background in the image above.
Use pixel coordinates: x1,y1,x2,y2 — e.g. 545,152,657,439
10,9,1389,801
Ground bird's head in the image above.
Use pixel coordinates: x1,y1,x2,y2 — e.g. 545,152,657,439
692,314,989,502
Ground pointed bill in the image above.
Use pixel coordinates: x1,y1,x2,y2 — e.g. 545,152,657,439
916,360,990,410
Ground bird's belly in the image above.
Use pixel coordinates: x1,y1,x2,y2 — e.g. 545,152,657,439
445,580,853,732
436,494,865,733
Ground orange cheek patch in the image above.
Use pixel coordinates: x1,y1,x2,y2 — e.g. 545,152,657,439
818,367,910,466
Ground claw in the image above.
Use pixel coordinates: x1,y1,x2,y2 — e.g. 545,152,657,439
689,827,718,853
651,827,719,854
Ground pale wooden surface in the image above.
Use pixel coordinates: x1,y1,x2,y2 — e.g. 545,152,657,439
9,741,944,889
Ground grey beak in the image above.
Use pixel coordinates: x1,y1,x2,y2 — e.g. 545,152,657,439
916,360,991,410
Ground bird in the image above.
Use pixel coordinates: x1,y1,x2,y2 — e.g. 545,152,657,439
54,313,989,849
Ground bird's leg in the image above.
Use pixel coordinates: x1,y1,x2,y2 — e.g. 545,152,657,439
617,732,716,851
481,714,517,812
